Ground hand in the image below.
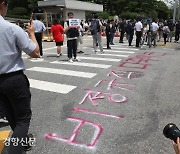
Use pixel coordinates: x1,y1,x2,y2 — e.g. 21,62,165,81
173,137,180,154
26,21,35,35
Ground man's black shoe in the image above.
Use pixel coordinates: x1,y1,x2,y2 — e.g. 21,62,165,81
24,134,34,152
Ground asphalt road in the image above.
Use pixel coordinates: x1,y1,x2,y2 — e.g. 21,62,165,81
1,35,180,154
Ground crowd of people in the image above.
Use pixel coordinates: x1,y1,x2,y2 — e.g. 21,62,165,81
10,14,180,60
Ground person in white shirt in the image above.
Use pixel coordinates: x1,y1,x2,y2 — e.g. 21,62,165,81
135,19,143,47
151,19,159,47
33,14,46,58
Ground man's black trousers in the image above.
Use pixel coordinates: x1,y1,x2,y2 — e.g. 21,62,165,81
0,71,32,154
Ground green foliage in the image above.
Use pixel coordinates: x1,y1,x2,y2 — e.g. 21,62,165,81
120,12,139,19
7,0,172,20
11,7,28,15
97,11,109,19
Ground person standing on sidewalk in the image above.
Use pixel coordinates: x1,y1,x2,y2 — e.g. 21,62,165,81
51,18,64,57
174,20,180,43
0,0,39,153
118,18,126,43
33,14,46,58
151,19,159,47
105,20,111,49
90,14,104,53
126,19,134,46
64,12,80,62
162,22,170,45
135,18,143,48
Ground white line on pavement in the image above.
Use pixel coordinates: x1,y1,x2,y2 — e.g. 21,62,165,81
97,53,129,57
103,50,135,54
111,47,139,51
77,56,121,62
29,79,76,94
27,67,97,78
50,61,111,69
43,47,57,51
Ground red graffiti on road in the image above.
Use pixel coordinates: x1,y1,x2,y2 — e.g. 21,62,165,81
72,108,124,119
45,117,103,148
79,89,128,106
95,79,135,90
141,52,166,56
108,70,144,79
119,52,166,69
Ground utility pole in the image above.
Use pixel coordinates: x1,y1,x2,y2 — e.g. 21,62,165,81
173,0,177,23
178,0,180,20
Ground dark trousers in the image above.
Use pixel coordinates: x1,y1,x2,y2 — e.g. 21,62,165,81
175,31,180,41
136,31,142,47
0,103,5,117
119,31,125,42
110,33,115,44
67,39,77,59
106,34,111,48
129,34,133,46
0,71,32,154
163,33,168,44
35,32,43,56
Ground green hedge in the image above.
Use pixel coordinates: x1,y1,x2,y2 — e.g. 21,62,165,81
11,7,27,15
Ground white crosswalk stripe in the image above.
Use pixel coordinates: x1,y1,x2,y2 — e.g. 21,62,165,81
50,61,111,69
76,56,121,62
29,79,76,94
24,44,135,94
27,67,97,78
97,53,129,57
103,50,135,54
111,47,139,51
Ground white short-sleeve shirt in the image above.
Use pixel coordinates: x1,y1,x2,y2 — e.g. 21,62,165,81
0,16,36,74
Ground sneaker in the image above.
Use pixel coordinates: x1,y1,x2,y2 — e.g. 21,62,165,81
73,58,81,62
0,117,8,123
79,51,84,53
24,134,34,152
39,55,43,58
100,51,104,53
57,53,62,57
68,58,73,63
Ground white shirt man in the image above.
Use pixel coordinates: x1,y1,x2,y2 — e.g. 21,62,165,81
152,22,159,32
151,21,159,47
135,21,143,32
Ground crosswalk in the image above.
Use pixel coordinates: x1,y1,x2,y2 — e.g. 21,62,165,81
24,44,139,94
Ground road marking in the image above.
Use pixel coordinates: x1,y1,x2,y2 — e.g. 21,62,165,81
51,61,111,69
77,56,121,62
29,79,76,94
0,130,11,153
103,50,135,54
111,47,139,51
27,67,97,78
97,53,129,57
43,47,57,51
